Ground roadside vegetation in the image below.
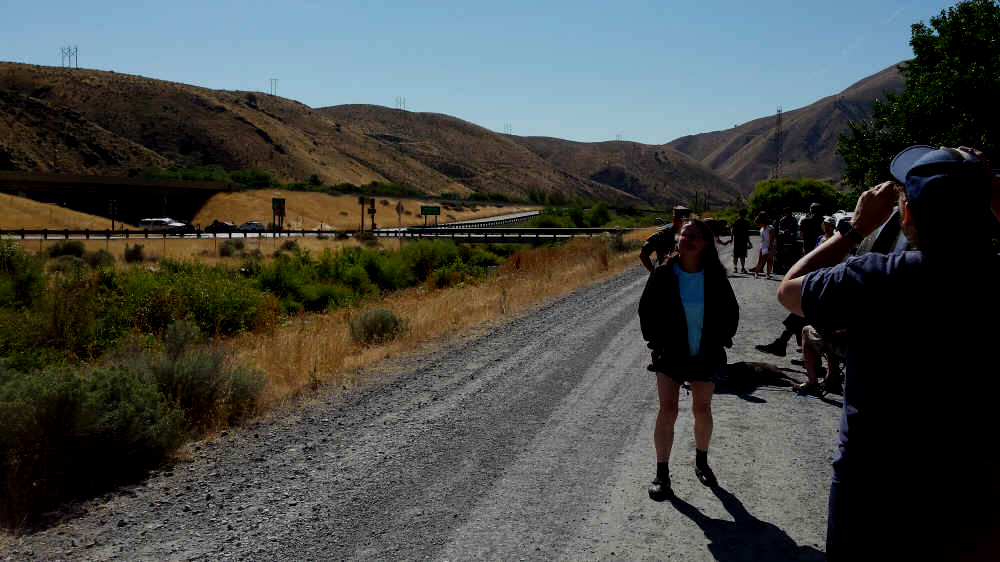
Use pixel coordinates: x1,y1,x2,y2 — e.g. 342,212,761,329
0,228,644,529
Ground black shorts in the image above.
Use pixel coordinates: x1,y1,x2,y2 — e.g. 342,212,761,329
651,353,724,384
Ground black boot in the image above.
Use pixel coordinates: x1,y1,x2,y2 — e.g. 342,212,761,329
695,450,718,487
648,462,673,501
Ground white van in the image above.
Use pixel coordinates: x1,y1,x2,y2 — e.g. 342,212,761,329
138,218,185,231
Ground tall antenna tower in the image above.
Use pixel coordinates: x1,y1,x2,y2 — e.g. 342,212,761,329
60,46,78,68
268,78,278,96
770,106,783,179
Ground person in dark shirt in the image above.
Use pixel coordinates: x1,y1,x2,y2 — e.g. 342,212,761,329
639,205,691,273
729,209,752,273
798,202,824,253
777,145,1000,561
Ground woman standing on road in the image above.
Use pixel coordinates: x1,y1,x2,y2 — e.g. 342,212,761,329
638,219,739,501
754,213,776,279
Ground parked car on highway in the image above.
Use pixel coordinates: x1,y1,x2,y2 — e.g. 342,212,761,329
169,221,198,235
205,220,236,233
236,221,266,232
138,217,186,231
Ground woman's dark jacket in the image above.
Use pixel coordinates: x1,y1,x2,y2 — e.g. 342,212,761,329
638,256,740,374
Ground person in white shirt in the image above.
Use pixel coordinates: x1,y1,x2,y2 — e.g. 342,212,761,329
754,213,775,279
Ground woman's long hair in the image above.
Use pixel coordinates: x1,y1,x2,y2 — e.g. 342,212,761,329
684,219,727,280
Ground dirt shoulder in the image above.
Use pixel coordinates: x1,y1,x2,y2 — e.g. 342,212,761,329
2,245,839,561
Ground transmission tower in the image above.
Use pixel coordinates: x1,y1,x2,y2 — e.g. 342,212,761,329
60,46,78,68
268,78,278,96
770,106,783,179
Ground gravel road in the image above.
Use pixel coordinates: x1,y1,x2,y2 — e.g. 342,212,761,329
5,245,841,561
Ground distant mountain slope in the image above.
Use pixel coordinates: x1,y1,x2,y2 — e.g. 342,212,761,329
316,105,643,205
666,63,906,192
0,61,902,207
513,136,744,207
0,63,647,205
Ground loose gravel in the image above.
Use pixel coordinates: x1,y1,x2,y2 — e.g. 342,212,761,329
4,245,840,561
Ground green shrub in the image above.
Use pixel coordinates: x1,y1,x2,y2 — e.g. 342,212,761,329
0,239,44,309
230,168,278,188
163,319,201,360
124,244,145,263
84,249,115,268
47,254,88,275
279,239,299,252
353,231,379,247
218,239,245,257
349,308,408,345
46,240,85,258
0,365,185,526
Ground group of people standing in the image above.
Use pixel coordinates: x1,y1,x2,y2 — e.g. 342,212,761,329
635,145,1000,560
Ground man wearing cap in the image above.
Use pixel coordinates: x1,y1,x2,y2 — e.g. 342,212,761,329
640,205,691,273
778,145,1000,560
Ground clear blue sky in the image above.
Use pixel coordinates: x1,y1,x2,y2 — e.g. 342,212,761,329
2,0,956,145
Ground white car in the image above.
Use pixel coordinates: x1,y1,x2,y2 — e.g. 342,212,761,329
138,217,186,231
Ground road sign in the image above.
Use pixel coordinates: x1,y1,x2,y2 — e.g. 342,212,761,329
367,208,376,215
272,198,286,217
421,205,440,216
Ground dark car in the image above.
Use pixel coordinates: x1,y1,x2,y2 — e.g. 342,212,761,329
169,221,198,235
237,221,266,232
205,220,236,233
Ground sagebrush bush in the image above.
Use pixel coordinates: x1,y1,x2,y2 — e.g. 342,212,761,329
280,239,299,252
0,239,44,309
218,239,245,257
84,248,115,268
46,240,85,258
349,308,408,345
0,365,185,527
47,254,88,275
124,244,145,263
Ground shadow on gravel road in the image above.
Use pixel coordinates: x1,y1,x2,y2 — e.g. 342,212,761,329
670,486,826,561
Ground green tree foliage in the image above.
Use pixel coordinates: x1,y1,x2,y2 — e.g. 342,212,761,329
837,0,1000,189
747,178,843,218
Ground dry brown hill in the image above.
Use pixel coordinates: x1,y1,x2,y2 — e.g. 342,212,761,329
512,137,744,207
665,63,906,192
315,105,643,205
0,63,645,206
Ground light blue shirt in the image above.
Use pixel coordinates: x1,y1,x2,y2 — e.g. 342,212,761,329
673,263,705,356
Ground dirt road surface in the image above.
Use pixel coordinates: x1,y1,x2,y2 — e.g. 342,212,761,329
5,245,840,561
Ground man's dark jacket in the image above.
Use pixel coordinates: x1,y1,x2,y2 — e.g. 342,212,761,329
638,257,739,373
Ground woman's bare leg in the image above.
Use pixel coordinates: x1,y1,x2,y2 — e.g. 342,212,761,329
690,381,715,451
654,374,681,462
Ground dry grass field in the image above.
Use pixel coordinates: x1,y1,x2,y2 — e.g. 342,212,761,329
1,190,539,232
192,190,539,230
237,229,652,409
1,192,136,230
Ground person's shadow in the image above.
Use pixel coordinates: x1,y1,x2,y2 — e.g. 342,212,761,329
670,486,825,561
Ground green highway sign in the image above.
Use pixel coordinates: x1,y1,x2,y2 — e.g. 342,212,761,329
420,205,441,216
